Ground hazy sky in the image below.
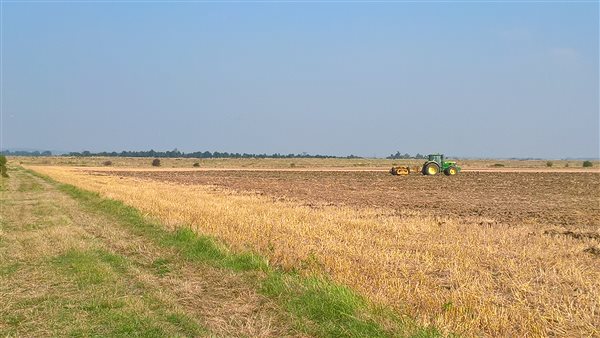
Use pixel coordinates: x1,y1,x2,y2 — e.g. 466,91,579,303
1,1,598,158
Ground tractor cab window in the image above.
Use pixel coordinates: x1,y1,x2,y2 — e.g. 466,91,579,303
429,154,442,163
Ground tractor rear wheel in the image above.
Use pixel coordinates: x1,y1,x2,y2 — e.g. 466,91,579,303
444,166,458,176
423,163,439,176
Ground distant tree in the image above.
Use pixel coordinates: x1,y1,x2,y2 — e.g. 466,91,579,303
583,161,593,167
0,155,8,177
388,151,400,159
152,158,161,167
387,151,409,159
546,161,553,167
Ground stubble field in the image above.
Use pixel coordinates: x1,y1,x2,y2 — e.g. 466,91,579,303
28,165,600,337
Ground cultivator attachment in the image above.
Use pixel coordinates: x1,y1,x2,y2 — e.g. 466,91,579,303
390,166,420,176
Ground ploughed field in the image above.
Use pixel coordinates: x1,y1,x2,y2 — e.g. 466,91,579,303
99,170,600,229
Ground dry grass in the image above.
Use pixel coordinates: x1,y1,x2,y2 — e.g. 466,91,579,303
30,165,600,337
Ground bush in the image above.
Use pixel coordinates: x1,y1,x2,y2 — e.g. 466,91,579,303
492,163,505,167
193,162,200,167
0,155,8,178
583,161,593,168
565,163,569,168
546,161,553,167
152,159,161,167
102,160,113,166
290,163,296,168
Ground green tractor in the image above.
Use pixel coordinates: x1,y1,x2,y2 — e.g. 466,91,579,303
422,154,460,176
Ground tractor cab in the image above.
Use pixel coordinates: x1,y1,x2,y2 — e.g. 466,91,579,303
428,154,443,164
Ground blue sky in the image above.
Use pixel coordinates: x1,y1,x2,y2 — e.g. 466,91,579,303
1,1,598,158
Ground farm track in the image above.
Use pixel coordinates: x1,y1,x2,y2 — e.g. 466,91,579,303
92,169,600,229
0,168,298,337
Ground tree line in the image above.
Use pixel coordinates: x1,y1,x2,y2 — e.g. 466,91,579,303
386,152,427,159
0,149,424,159
65,149,359,159
1,150,52,156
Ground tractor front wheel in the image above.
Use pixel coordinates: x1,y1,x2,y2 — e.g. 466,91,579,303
423,163,440,176
444,166,458,176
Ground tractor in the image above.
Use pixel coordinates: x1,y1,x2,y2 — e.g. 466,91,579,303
421,154,460,176
390,154,460,176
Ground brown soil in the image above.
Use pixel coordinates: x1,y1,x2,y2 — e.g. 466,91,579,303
73,166,600,173
584,247,600,256
544,229,600,240
90,170,600,228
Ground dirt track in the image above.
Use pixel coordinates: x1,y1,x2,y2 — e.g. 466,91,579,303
87,169,600,228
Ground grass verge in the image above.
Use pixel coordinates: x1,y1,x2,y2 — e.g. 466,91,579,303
28,168,438,338
1,168,207,337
